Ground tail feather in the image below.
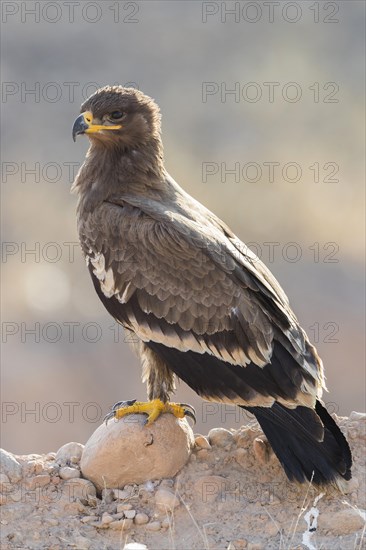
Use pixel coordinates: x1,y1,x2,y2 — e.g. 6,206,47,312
244,400,352,486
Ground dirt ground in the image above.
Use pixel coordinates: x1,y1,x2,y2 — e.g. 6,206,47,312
0,412,365,550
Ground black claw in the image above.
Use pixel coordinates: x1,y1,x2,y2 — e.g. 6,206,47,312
179,403,196,424
104,399,137,424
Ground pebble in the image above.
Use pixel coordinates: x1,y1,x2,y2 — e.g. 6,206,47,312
109,518,133,530
155,488,180,511
25,474,51,489
113,512,124,520
124,544,148,550
208,428,234,447
62,478,96,504
81,516,98,524
59,467,80,480
194,435,211,449
134,512,149,525
0,449,22,483
161,517,171,529
46,452,56,461
116,503,132,513
124,509,136,519
55,442,84,466
101,513,114,525
145,520,161,531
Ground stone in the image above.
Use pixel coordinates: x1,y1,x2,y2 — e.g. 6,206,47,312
161,517,171,529
62,478,96,505
145,520,161,531
134,512,149,525
116,503,133,513
155,488,180,511
0,449,22,483
55,442,84,466
46,452,56,461
194,435,211,449
101,513,114,525
80,413,194,490
59,467,80,480
25,475,51,489
124,509,136,519
124,544,148,550
81,516,98,524
208,428,234,447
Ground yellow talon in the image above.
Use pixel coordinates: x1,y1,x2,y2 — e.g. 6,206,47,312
105,399,196,425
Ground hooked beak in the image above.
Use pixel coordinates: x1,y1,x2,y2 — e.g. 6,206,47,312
72,111,122,141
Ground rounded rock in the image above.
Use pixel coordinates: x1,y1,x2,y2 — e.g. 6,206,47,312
101,513,114,525
80,414,194,491
59,466,81,480
117,503,133,513
208,428,234,448
146,520,161,531
62,478,96,504
134,512,149,525
155,488,180,511
55,442,84,466
194,435,211,449
0,449,22,483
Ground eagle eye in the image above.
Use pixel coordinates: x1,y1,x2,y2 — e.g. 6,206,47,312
110,111,124,120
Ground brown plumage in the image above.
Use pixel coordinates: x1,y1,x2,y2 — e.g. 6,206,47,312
72,85,352,487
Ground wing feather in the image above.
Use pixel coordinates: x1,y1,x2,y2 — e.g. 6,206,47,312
80,190,324,406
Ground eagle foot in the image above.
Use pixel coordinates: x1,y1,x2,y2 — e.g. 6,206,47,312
104,398,196,425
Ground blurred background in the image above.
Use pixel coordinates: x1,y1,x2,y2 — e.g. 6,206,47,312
1,1,365,454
